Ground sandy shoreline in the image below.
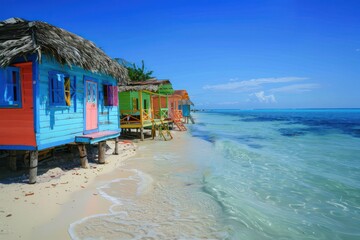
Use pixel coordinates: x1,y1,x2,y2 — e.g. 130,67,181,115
1,130,226,239
0,140,137,240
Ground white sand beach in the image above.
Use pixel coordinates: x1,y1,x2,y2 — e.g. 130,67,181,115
0,140,137,240
0,131,227,239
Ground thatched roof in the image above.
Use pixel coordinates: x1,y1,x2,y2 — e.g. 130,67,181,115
118,79,171,92
173,90,193,105
179,99,194,106
0,18,128,84
173,90,189,100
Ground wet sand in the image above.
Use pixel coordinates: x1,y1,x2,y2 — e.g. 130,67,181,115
1,131,228,239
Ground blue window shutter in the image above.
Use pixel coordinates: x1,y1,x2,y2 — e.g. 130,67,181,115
49,72,66,106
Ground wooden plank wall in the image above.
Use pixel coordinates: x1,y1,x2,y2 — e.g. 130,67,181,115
36,56,119,150
119,91,151,112
152,96,168,109
119,92,131,111
182,105,190,117
0,62,36,147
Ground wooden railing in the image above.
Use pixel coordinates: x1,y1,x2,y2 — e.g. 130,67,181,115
120,109,154,125
142,109,152,122
171,109,183,122
120,109,141,124
154,108,169,120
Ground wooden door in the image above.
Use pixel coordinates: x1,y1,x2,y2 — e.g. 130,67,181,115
85,80,98,131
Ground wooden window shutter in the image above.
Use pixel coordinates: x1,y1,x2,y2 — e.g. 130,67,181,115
49,73,65,106
70,77,77,111
132,97,137,111
107,85,113,106
111,86,118,106
64,77,71,106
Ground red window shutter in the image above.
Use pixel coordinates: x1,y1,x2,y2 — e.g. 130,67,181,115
112,86,118,106
107,85,113,106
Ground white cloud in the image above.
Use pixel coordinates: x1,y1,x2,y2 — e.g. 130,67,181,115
269,83,319,93
250,91,276,103
203,77,307,91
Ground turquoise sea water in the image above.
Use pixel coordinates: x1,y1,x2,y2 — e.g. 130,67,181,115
190,109,360,239
69,109,360,239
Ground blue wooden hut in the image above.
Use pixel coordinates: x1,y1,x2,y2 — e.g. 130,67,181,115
0,18,128,183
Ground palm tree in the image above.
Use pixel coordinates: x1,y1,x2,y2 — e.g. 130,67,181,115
116,59,154,82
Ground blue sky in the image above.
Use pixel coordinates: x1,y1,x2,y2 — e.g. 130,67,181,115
1,0,360,109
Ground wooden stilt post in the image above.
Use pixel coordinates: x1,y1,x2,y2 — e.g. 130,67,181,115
98,141,106,164
158,95,161,119
139,90,144,140
152,125,156,139
29,151,38,184
150,92,154,119
77,144,89,169
140,127,144,141
114,138,119,155
9,151,17,171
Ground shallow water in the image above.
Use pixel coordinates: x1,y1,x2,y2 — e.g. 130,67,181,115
191,109,360,239
69,135,230,239
69,109,360,239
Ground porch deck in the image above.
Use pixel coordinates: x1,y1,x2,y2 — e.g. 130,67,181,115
75,130,120,144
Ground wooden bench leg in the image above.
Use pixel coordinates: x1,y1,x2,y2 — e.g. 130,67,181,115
98,141,106,164
77,144,89,169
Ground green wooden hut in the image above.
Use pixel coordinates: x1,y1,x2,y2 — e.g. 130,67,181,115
118,79,173,140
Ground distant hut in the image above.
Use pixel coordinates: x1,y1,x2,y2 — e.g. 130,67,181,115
0,18,128,183
167,91,187,131
174,90,195,124
151,81,174,119
118,79,173,141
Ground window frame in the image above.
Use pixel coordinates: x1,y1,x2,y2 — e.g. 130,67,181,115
0,66,22,108
103,84,118,107
48,71,74,108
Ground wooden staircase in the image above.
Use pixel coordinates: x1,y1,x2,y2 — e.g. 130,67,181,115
171,109,187,131
174,120,187,131
151,119,173,141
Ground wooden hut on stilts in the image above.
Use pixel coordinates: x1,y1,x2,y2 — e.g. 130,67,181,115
0,18,128,183
118,79,173,141
173,90,195,124
168,91,187,131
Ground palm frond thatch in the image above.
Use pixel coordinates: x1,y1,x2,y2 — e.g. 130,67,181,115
0,18,128,84
118,79,170,92
179,99,194,106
